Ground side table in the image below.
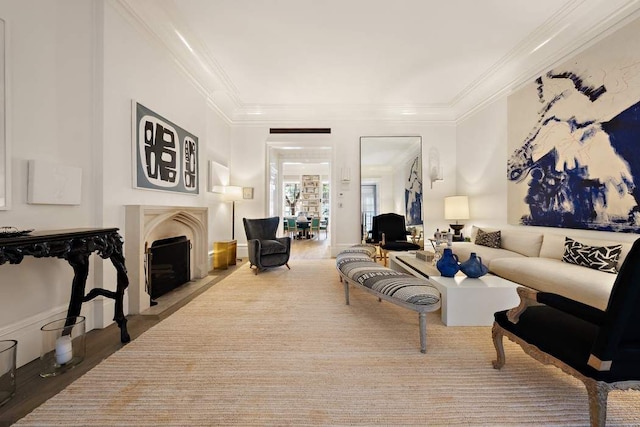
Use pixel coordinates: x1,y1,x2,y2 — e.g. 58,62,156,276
213,240,237,270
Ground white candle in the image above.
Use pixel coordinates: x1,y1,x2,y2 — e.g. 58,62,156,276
55,335,73,365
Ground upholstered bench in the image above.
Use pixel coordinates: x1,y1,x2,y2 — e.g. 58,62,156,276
336,245,441,353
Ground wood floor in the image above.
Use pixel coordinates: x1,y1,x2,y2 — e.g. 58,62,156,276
0,234,331,426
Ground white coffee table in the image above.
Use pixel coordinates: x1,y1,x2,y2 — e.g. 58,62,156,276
388,252,520,326
428,275,520,326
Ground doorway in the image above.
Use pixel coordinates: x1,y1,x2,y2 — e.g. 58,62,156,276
266,142,332,256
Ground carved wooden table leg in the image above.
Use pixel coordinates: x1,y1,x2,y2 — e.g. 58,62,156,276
82,245,131,343
65,251,90,324
109,250,130,343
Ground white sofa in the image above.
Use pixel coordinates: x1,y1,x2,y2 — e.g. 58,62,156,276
450,227,635,311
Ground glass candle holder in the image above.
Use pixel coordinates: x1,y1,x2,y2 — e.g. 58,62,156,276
0,339,17,406
40,316,86,377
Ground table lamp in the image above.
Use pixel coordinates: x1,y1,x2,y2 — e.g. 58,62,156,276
444,195,469,242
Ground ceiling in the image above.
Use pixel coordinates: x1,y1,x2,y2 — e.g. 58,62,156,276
118,0,640,123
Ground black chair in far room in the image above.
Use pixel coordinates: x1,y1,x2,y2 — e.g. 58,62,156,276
367,213,420,265
492,238,640,426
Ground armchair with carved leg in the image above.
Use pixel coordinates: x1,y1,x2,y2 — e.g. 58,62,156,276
492,238,640,426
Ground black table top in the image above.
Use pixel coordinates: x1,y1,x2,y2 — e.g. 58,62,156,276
0,227,120,246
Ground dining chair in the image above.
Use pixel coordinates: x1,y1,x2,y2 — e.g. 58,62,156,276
319,218,328,239
286,218,298,239
310,217,321,239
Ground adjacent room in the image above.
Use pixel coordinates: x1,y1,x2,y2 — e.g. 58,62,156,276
1,0,640,425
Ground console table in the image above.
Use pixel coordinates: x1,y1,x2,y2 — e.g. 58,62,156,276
0,228,131,343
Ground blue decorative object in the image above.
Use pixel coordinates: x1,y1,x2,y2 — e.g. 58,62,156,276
436,248,459,277
459,252,489,278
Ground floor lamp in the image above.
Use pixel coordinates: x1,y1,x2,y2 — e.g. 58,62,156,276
223,186,243,240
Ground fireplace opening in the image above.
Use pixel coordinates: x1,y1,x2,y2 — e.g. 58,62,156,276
147,236,191,300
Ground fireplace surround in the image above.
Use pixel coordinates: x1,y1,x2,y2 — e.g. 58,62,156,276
125,205,208,314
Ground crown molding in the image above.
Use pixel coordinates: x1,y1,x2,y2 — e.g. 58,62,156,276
454,0,640,123
114,0,640,125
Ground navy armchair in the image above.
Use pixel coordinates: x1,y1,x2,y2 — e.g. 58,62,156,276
366,213,420,265
492,238,640,426
243,217,291,275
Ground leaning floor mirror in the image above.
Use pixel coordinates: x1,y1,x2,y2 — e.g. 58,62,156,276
360,136,423,242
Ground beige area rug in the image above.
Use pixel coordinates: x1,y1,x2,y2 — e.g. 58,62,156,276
15,260,640,426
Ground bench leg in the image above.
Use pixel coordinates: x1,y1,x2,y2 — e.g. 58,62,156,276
419,312,427,353
344,281,350,305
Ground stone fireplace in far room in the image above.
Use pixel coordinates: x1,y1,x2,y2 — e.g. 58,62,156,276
125,205,209,314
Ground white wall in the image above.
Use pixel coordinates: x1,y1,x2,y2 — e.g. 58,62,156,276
0,0,233,367
0,0,99,368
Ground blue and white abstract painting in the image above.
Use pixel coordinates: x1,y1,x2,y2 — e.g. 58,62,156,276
507,17,640,233
405,154,423,226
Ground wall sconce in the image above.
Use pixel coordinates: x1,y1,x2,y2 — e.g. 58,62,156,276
340,167,351,183
428,147,443,189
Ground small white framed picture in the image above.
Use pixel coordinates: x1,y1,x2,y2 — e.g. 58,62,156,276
243,187,254,199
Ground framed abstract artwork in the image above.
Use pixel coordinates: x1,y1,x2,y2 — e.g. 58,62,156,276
507,17,640,233
405,154,423,226
132,101,199,194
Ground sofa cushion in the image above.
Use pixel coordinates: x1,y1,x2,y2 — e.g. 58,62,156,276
562,237,622,274
260,239,287,255
500,229,544,257
490,257,616,311
451,242,526,266
540,233,633,270
469,226,543,257
475,229,501,248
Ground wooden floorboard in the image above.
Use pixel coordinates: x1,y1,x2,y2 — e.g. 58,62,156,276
0,234,331,426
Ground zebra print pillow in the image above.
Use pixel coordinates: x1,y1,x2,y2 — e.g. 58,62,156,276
562,237,622,274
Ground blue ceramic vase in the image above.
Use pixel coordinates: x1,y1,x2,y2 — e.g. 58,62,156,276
436,248,460,277
459,252,489,278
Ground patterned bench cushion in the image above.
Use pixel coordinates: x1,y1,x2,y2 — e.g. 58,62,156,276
337,244,377,258
350,270,440,306
336,246,440,307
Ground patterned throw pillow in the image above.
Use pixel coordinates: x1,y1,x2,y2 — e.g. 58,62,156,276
562,237,622,274
475,229,501,248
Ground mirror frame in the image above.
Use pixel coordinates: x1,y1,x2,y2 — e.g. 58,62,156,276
359,136,423,240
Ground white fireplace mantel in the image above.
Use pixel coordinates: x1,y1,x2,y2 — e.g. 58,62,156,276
125,205,209,314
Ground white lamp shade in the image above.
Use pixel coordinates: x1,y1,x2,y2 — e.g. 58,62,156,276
222,185,243,201
444,196,469,220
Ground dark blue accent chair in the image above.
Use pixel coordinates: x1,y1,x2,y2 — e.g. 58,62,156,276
243,217,291,275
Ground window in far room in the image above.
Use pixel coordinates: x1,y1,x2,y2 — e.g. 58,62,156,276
284,182,301,216
361,184,377,240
